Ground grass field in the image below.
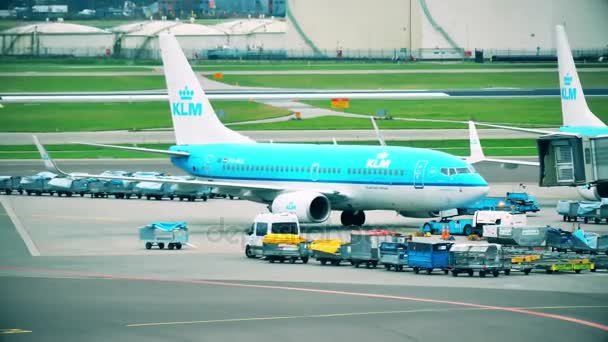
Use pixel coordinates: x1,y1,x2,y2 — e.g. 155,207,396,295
0,65,156,72
0,101,290,132
219,72,608,90
4,71,608,92
0,75,165,92
0,138,537,159
302,97,608,127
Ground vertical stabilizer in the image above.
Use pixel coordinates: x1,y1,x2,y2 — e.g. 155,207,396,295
466,121,485,163
556,25,605,128
159,34,254,145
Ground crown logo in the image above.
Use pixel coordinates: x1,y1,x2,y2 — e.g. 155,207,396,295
178,86,194,101
377,152,389,159
563,74,573,87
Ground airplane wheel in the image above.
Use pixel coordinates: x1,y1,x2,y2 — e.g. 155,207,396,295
176,243,182,250
353,211,366,226
340,210,354,226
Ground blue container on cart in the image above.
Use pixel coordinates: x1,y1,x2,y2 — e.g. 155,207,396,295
139,222,189,250
407,241,452,274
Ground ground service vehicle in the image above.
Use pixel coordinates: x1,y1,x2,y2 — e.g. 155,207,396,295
244,213,301,258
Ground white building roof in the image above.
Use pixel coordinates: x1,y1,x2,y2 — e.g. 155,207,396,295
3,22,107,34
213,19,286,35
113,21,226,36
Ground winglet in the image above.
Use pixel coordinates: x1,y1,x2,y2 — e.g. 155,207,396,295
556,25,606,128
32,136,69,176
370,117,386,146
466,121,485,163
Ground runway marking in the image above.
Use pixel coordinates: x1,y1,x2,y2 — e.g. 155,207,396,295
0,329,32,334
126,305,608,328
1,265,607,332
0,198,40,256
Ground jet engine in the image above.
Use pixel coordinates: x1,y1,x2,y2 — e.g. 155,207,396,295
271,191,331,223
578,184,608,201
398,210,440,218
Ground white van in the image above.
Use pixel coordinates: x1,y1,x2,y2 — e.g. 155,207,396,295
244,213,301,258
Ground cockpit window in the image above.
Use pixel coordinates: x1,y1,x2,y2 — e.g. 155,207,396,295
441,167,476,176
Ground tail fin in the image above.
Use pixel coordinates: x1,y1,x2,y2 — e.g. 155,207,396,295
466,121,484,163
556,25,606,128
159,34,253,145
33,135,69,176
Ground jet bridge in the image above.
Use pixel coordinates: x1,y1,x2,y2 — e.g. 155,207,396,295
537,135,608,196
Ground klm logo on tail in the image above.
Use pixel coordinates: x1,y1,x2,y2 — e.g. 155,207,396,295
172,86,203,116
561,74,577,101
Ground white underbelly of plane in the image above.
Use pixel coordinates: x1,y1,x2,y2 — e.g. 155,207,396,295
205,178,487,212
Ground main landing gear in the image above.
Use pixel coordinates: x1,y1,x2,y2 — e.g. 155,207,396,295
341,210,365,226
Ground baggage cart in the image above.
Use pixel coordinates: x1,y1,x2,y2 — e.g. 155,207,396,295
0,176,22,195
507,255,537,275
263,242,309,264
139,222,188,250
557,200,608,224
310,240,345,266
339,243,353,264
449,243,506,277
20,172,57,196
87,178,109,198
350,230,401,268
546,228,574,252
134,181,174,200
379,242,408,272
571,229,608,254
407,241,452,274
47,177,89,197
532,256,593,274
590,255,608,272
483,226,549,247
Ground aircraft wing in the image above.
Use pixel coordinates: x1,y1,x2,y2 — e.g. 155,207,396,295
34,136,347,200
463,121,539,167
74,142,190,157
471,122,582,137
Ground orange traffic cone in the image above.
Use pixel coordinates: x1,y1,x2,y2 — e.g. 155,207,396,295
441,227,450,240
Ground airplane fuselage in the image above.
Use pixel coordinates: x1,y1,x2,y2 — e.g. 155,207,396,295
169,143,489,213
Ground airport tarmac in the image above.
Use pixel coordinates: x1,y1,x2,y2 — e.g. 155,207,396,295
0,194,607,341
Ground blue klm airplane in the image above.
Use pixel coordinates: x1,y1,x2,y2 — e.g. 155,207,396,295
34,33,488,226
471,25,607,201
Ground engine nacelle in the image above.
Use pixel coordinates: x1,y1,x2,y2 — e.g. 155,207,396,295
398,210,440,218
271,191,331,223
577,184,608,201
578,185,600,201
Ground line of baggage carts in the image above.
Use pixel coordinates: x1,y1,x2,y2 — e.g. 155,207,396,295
260,228,608,277
0,172,225,202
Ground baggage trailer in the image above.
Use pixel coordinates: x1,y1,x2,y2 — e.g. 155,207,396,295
557,200,608,224
87,178,110,198
134,181,174,200
139,222,188,250
309,240,345,266
571,229,608,255
47,177,89,197
379,242,408,272
459,192,540,215
407,241,452,275
0,176,22,195
590,255,608,272
483,225,549,247
263,242,309,264
350,230,402,269
449,243,506,277
20,172,57,196
546,228,574,253
532,256,593,274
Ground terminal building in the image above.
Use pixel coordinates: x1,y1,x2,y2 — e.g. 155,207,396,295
1,0,607,59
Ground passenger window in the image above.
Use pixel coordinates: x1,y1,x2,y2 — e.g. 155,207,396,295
255,223,268,236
